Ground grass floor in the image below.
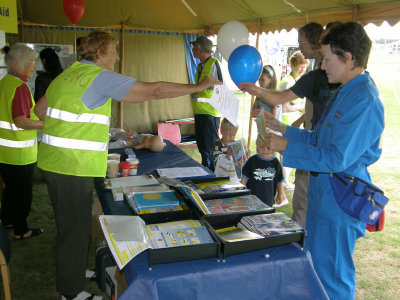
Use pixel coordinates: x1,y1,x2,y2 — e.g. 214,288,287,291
1,50,399,300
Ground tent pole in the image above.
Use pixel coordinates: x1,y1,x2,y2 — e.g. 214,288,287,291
247,19,261,148
119,23,125,129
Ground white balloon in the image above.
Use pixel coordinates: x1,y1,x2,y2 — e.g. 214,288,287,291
217,21,249,61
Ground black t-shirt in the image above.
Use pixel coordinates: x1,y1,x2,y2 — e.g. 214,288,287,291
242,155,283,207
290,69,340,129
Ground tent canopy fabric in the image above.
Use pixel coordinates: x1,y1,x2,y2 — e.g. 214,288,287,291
19,0,400,34
11,0,400,133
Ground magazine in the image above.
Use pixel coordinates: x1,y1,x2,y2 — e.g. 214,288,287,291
204,195,271,214
227,139,250,178
238,213,303,237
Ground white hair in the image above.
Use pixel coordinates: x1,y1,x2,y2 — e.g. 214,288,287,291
4,44,38,73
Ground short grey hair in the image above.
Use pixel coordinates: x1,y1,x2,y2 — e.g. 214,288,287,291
4,44,38,73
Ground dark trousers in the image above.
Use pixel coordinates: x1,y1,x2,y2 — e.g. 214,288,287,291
42,170,93,296
194,114,220,171
0,163,34,235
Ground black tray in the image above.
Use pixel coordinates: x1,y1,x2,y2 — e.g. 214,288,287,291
140,210,221,268
203,213,305,259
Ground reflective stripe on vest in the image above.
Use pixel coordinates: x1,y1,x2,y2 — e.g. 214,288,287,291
0,120,24,131
41,133,107,151
0,74,38,165
46,107,110,125
37,61,111,177
0,137,37,148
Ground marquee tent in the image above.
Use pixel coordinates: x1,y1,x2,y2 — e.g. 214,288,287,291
6,0,400,132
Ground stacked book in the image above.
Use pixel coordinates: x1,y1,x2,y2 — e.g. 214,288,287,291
238,213,303,237
126,190,187,214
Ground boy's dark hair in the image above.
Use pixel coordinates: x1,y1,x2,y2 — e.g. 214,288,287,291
322,22,371,69
298,22,324,50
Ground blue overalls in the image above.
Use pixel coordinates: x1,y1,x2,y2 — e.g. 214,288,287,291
283,72,384,299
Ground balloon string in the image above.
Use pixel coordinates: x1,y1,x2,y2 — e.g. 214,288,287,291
73,23,77,55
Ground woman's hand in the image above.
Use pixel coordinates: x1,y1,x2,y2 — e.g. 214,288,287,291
266,133,288,153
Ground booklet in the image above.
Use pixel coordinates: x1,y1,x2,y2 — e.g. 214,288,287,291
99,216,214,269
215,226,263,242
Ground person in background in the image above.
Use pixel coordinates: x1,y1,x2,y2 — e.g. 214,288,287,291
278,51,308,191
125,133,166,152
250,65,281,121
34,47,63,102
239,22,339,229
0,44,44,240
34,30,220,300
213,118,239,181
191,36,223,171
261,22,383,300
241,135,287,208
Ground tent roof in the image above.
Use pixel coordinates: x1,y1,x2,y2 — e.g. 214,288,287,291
20,0,400,34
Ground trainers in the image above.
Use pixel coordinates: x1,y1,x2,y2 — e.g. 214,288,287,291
61,291,102,300
284,182,295,191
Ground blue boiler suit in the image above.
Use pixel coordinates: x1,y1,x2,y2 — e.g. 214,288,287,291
282,72,384,299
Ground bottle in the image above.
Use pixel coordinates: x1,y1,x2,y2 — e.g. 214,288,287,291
125,148,136,159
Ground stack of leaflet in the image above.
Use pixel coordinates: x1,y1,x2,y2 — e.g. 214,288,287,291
126,190,186,214
204,195,272,215
238,213,303,237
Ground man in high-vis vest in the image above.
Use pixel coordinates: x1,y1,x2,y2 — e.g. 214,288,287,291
34,31,220,300
0,44,44,240
191,36,223,171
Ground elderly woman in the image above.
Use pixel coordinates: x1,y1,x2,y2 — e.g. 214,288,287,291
0,44,44,240
242,22,384,299
34,30,220,300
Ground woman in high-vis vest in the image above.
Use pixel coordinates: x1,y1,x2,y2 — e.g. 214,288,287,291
34,31,220,300
0,44,44,240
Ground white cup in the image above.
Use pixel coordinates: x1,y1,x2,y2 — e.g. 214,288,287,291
126,158,139,176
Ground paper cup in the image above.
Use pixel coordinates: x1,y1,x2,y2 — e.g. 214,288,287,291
119,161,130,177
126,158,139,176
107,160,119,178
108,153,121,161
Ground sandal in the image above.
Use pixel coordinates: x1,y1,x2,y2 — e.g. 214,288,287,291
4,224,14,230
14,228,44,240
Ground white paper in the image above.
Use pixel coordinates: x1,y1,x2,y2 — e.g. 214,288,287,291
156,167,209,179
209,84,240,127
106,175,159,189
99,215,152,270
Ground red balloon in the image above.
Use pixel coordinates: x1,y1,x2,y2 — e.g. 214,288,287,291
63,0,85,24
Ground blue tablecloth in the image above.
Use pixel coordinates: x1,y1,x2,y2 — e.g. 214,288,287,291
119,243,328,300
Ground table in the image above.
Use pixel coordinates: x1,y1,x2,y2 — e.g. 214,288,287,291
97,142,328,300
118,243,328,300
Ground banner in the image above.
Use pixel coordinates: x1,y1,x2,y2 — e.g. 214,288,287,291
0,0,17,34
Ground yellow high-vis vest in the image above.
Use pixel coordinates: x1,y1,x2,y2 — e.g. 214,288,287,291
38,62,111,177
0,74,38,165
192,57,220,116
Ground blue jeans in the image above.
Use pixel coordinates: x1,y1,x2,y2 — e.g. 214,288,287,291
194,114,220,171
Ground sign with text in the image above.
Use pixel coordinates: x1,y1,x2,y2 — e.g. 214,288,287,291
0,0,17,34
